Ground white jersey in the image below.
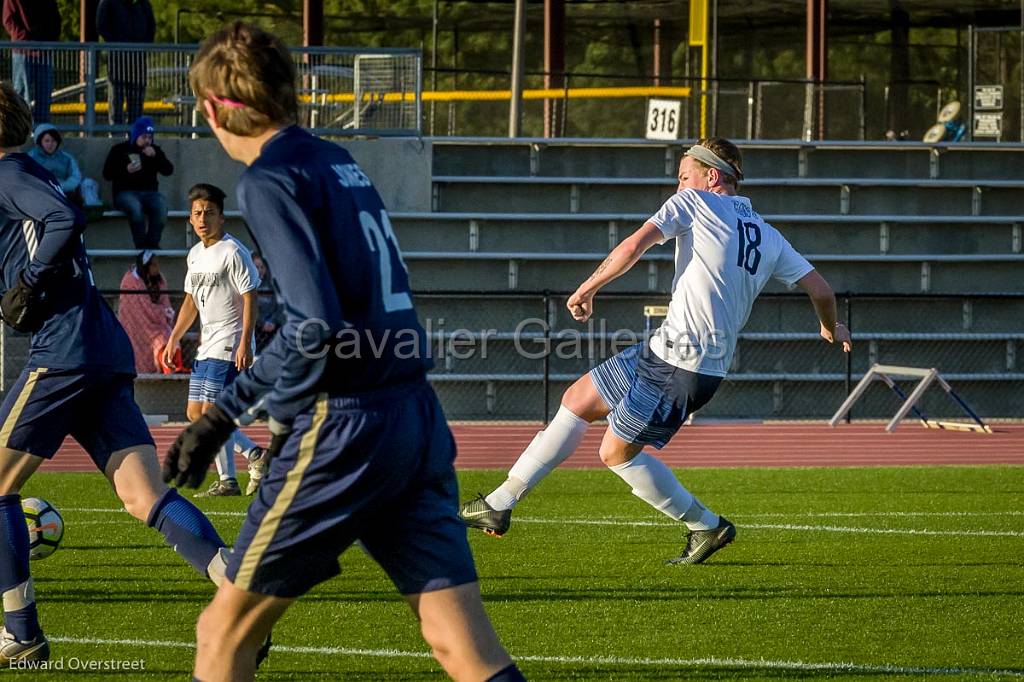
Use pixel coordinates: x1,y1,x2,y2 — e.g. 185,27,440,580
184,234,260,362
648,188,813,376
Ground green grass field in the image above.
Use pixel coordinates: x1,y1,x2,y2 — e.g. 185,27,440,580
16,466,1024,681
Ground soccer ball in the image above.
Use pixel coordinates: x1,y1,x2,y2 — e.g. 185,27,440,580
22,497,63,560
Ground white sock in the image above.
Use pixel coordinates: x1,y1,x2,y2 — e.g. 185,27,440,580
608,453,719,530
484,405,589,511
215,436,237,480
232,429,259,457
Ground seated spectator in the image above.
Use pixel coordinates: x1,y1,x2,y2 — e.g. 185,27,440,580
102,115,173,248
118,250,182,374
26,122,103,206
252,252,284,353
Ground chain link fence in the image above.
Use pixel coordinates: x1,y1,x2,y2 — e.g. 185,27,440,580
0,291,1019,424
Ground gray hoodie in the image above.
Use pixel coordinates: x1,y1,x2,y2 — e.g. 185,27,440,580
27,123,83,194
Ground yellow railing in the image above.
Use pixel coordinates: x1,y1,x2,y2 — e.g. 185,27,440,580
49,86,690,115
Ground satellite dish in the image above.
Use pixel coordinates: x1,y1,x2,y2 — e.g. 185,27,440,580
937,101,961,123
923,123,947,143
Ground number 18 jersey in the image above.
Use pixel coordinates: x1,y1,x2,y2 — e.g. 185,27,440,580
647,188,813,377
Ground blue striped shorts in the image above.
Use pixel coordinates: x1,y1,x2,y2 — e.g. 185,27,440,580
188,358,239,404
589,342,721,449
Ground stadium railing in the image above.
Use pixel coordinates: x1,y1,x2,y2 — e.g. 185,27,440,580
0,40,421,137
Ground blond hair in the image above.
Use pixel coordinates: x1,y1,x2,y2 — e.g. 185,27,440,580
189,22,297,136
0,82,31,149
692,137,743,186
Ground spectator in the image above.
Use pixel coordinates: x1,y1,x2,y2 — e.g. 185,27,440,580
251,252,283,353
103,115,173,248
28,123,83,203
96,0,155,126
2,0,60,124
118,250,180,374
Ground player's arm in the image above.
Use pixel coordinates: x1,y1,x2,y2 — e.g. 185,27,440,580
11,172,86,289
163,293,198,368
236,290,257,371
216,171,344,428
567,222,665,322
795,270,852,352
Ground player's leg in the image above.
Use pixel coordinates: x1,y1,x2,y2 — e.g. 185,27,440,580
0,368,80,664
598,357,735,564
461,343,646,535
365,385,523,680
405,582,521,681
0,449,47,664
103,445,228,581
194,580,292,682
189,360,239,497
72,375,228,581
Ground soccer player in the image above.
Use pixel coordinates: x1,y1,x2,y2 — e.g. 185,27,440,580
460,137,852,565
163,23,524,682
0,82,228,665
163,183,266,497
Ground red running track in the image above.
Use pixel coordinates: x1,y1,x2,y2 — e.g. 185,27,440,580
37,422,1024,472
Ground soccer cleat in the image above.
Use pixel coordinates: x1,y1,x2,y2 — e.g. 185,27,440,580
245,447,268,496
458,494,512,537
0,627,50,666
666,517,737,565
255,632,272,669
194,478,241,498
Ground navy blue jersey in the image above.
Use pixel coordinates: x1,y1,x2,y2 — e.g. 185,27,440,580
0,153,134,373
218,126,431,425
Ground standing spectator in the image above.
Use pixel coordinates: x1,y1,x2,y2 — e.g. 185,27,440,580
27,124,82,204
96,0,155,126
118,250,178,374
251,252,283,353
2,0,60,124
102,115,173,248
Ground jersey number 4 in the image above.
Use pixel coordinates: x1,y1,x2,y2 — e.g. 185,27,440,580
360,210,413,313
736,219,762,275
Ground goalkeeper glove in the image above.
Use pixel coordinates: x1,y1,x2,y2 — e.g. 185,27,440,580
163,405,238,488
0,271,46,333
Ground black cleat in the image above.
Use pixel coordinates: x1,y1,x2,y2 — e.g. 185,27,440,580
667,516,736,565
255,632,272,669
458,494,512,537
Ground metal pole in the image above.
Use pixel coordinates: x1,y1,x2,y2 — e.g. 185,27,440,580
844,293,852,423
509,0,527,138
542,291,551,424
430,0,438,136
968,24,975,141
85,47,96,136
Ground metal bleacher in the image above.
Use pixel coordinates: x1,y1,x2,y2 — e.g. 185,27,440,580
73,138,1024,421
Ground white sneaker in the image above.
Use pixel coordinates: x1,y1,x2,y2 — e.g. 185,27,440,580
0,626,49,665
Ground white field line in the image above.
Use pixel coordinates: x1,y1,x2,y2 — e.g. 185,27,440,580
62,508,1024,537
47,636,1024,678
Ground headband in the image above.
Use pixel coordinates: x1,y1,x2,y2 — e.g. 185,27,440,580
140,249,155,265
685,144,744,181
208,93,246,109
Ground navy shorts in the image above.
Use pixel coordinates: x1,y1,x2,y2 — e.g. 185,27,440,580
0,367,154,470
590,343,722,448
188,358,238,404
225,380,478,598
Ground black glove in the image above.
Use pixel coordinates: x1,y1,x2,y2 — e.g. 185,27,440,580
163,405,238,488
0,271,46,334
263,417,292,463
